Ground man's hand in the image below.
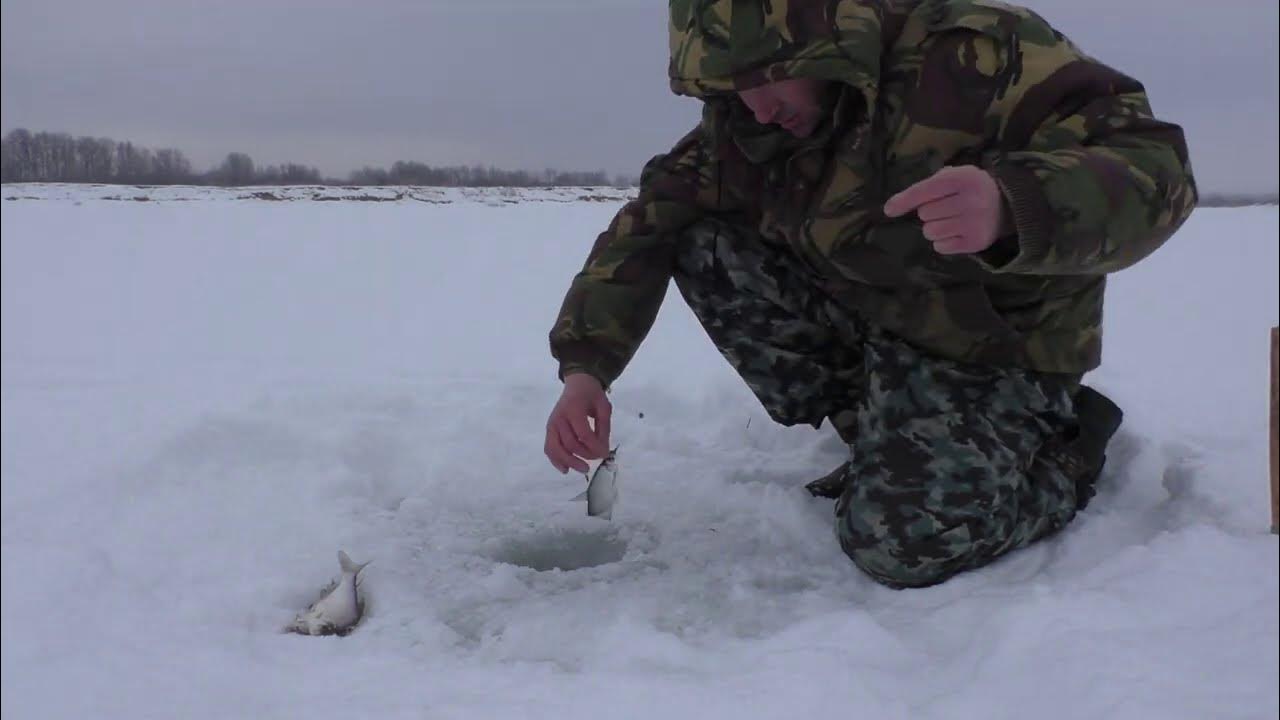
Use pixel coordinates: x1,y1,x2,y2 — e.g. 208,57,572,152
545,373,612,474
883,166,1010,255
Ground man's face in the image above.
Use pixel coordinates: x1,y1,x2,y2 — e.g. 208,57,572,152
737,77,830,138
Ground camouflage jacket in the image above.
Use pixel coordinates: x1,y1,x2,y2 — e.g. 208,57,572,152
550,0,1197,388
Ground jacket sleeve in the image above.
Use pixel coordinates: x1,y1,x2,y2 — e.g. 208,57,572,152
971,17,1198,276
548,125,733,388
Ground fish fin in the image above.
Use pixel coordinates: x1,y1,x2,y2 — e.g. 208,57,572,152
314,578,338,599
570,490,589,502
337,550,371,578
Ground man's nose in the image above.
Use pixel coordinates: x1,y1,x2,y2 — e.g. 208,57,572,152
754,101,781,124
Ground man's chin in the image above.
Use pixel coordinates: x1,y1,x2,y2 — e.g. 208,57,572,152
787,123,816,138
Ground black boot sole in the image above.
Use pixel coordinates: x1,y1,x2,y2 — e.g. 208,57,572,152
805,461,851,499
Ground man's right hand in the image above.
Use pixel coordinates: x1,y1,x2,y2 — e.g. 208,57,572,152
544,373,612,474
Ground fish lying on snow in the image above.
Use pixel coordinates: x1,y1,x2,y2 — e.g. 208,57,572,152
285,551,370,637
571,447,619,520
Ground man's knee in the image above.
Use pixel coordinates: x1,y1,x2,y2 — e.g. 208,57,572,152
834,468,1076,588
836,509,978,589
833,472,1006,588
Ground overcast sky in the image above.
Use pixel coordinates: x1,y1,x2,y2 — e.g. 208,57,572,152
2,0,1276,192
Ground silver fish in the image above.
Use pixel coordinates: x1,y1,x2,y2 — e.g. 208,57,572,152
285,550,370,637
571,447,619,520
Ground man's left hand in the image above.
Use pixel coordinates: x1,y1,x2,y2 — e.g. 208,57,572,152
883,166,1009,255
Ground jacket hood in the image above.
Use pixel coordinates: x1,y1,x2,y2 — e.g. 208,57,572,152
668,0,901,112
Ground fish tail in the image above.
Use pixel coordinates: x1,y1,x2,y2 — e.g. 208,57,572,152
337,550,371,578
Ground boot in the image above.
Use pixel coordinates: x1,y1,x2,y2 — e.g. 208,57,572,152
805,460,851,499
1046,384,1124,511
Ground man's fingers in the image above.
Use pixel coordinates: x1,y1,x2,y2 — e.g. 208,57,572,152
554,419,592,472
923,218,968,242
544,431,571,474
884,170,964,217
916,194,970,222
593,399,612,449
932,237,974,255
568,412,605,458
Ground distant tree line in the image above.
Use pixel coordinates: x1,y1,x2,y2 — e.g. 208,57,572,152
0,129,636,187
6,128,1274,200
0,129,324,186
348,161,616,188
1197,192,1279,208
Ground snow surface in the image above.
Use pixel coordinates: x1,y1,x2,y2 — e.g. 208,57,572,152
1,182,636,205
2,185,1277,719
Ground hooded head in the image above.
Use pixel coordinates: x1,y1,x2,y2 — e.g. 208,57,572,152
668,0,894,125
736,76,830,138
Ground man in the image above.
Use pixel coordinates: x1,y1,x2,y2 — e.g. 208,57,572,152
544,0,1197,588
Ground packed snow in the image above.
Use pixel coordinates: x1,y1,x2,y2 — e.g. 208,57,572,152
2,185,1277,719
1,182,636,205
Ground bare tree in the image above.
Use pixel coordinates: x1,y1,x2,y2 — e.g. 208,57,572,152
1,128,34,182
78,136,117,181
216,152,256,186
114,142,155,184
152,148,193,184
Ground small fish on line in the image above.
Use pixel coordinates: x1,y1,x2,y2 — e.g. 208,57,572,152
570,447,619,521
284,550,370,637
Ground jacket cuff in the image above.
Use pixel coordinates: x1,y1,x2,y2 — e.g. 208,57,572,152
552,339,623,390
980,162,1056,273
558,363,613,391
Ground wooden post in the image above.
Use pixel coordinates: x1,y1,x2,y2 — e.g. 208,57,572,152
1271,326,1278,534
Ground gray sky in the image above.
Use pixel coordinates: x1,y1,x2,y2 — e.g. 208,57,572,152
2,0,1276,192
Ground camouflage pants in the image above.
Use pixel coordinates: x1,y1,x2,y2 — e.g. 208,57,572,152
672,219,1085,588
